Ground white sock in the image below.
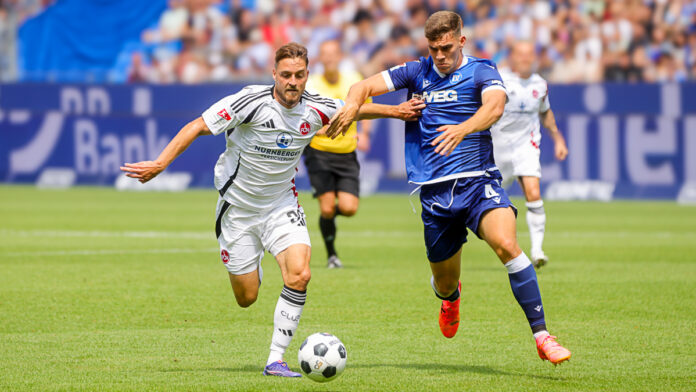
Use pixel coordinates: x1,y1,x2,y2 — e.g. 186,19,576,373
526,200,546,255
267,285,306,365
504,252,533,273
533,330,550,340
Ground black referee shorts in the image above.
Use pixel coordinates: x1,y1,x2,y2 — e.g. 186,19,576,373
303,146,360,198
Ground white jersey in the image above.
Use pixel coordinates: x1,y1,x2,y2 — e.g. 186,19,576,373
202,85,343,211
491,70,550,148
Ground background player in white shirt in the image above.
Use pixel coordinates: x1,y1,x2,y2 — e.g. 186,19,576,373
120,43,423,377
491,41,568,268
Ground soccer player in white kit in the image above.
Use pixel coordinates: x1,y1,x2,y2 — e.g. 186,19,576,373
120,43,423,377
491,41,568,268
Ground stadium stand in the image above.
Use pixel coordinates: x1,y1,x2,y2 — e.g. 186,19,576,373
3,0,696,83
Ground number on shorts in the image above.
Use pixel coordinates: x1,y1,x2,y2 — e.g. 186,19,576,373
286,209,306,227
485,184,500,199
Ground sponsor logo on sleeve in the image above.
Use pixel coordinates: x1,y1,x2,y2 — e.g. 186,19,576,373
218,109,231,121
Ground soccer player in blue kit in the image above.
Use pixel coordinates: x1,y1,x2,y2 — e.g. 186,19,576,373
326,11,571,364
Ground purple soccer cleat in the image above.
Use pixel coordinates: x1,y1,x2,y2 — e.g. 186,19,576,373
262,361,302,377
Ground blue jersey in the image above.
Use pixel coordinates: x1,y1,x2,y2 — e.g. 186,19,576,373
381,55,506,184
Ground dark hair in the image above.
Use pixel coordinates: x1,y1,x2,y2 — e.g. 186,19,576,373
275,42,309,66
424,11,462,41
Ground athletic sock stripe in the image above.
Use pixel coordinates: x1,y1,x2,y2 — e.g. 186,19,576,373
281,291,307,301
215,201,231,238
280,293,305,306
281,289,307,301
282,285,307,295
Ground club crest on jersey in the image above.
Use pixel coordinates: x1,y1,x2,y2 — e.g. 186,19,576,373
423,90,458,103
220,249,230,264
423,79,431,88
299,122,310,135
276,132,294,148
450,73,462,83
217,109,231,121
532,90,539,98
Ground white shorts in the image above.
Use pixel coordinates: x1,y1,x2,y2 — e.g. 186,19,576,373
215,198,311,275
494,140,541,187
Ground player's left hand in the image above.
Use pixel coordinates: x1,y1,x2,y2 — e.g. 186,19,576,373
555,139,568,161
120,161,166,183
326,102,360,139
431,124,468,156
396,98,426,121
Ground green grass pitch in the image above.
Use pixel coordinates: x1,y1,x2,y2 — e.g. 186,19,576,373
1,185,695,391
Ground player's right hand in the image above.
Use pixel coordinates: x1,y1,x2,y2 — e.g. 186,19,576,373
554,139,568,161
120,161,166,183
326,102,360,139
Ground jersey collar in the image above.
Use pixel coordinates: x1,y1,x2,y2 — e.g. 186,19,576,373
432,55,469,78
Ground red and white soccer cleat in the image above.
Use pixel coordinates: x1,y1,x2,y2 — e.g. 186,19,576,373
536,334,571,365
438,281,461,338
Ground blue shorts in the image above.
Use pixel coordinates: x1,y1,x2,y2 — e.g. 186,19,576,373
420,171,516,263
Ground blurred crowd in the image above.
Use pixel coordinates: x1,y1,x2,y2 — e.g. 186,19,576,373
129,0,696,84
3,0,696,84
0,0,54,81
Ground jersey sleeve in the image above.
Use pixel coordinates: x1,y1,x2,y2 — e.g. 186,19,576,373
539,85,551,112
201,87,253,136
474,61,507,99
307,97,345,129
381,60,421,92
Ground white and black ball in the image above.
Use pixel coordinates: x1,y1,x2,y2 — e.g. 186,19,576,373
297,332,347,382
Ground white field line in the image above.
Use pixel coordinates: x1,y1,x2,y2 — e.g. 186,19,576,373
0,228,693,240
3,247,219,257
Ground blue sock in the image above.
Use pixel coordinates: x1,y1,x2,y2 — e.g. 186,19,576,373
505,253,547,333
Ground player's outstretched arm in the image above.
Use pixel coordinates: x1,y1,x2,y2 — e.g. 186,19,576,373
326,73,393,139
431,89,506,156
540,108,568,161
120,117,212,183
356,99,425,121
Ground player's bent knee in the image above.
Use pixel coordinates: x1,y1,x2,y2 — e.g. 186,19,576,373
339,205,358,217
234,292,258,308
286,269,311,291
319,204,336,219
434,277,458,296
526,191,541,202
495,237,522,262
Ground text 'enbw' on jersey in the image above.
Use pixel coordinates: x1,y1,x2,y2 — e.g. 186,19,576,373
381,55,507,185
201,85,343,211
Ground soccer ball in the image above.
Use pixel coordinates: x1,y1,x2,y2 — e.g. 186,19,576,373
297,332,347,382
